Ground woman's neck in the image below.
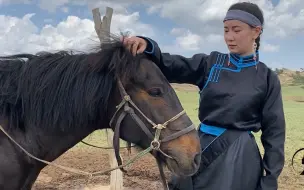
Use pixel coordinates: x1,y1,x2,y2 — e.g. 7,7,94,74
235,50,256,57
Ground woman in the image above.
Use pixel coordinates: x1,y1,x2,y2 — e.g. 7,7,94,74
122,2,285,190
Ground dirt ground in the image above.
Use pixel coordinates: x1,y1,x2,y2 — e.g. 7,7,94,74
33,147,170,190
32,145,304,190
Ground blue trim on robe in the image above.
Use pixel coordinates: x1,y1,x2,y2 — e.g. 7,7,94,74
199,123,226,136
199,51,260,98
199,123,252,137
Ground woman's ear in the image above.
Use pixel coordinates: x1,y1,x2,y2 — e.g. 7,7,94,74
252,26,262,40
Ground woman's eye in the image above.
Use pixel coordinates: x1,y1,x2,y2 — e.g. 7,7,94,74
148,88,162,97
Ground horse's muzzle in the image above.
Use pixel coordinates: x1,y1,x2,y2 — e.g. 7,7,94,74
163,131,202,176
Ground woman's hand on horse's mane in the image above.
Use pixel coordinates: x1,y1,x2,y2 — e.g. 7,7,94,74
121,36,147,56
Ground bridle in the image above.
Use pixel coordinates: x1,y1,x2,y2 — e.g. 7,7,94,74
109,79,196,189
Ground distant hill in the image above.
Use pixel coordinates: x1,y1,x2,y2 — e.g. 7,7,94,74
274,68,304,86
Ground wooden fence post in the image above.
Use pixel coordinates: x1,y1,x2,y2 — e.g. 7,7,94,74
91,6,123,190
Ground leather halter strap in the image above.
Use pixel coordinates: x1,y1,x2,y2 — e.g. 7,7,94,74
109,79,196,189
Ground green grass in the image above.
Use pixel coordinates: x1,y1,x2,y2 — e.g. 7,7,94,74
281,85,304,97
175,90,200,125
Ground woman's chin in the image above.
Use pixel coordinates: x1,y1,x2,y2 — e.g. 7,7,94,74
228,48,239,54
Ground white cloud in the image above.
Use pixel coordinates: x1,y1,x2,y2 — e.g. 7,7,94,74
1,0,303,66
261,43,280,52
110,12,155,37
275,0,303,13
168,28,223,52
0,13,38,54
145,0,304,54
2,0,302,40
264,9,304,38
2,0,304,40
169,28,203,51
206,34,222,43
0,11,155,55
146,0,304,40
26,0,164,14
176,31,202,51
170,28,186,36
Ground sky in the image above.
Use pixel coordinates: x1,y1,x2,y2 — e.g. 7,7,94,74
0,0,303,70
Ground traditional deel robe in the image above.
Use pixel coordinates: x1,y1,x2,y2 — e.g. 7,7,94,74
140,36,286,190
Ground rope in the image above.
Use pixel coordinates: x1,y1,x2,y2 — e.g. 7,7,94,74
163,110,186,126
0,125,91,176
0,124,153,178
80,140,135,149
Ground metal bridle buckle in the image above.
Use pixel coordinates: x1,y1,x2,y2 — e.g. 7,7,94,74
150,140,160,150
124,95,131,101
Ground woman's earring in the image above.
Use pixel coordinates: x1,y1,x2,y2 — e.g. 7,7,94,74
253,42,258,70
253,42,257,61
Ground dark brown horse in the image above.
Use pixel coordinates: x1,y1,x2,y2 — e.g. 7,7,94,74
0,35,201,190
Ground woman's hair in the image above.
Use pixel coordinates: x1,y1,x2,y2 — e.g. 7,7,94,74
228,2,264,51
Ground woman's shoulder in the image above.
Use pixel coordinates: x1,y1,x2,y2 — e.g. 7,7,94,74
203,51,229,64
209,51,228,57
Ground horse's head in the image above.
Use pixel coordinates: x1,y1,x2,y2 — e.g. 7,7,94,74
104,44,201,176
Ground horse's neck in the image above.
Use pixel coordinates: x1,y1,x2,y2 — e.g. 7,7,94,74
24,124,99,163
0,114,110,164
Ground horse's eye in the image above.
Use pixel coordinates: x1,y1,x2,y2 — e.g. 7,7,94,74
148,88,162,97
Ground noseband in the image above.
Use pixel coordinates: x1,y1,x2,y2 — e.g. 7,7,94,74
109,79,196,189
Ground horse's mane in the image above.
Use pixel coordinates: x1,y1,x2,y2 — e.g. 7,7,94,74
0,34,142,131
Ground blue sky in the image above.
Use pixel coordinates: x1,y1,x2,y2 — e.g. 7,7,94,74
0,0,303,70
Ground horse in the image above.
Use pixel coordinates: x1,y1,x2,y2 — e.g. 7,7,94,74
0,35,201,190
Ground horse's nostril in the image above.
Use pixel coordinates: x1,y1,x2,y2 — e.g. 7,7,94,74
194,152,201,166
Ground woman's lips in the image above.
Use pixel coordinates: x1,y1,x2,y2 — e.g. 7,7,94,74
228,45,237,49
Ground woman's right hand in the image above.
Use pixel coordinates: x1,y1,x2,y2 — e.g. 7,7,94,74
122,36,148,56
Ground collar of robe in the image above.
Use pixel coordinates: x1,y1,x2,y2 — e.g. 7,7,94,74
229,51,259,68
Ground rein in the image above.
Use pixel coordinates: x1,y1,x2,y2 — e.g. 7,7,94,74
80,139,135,150
0,79,196,190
